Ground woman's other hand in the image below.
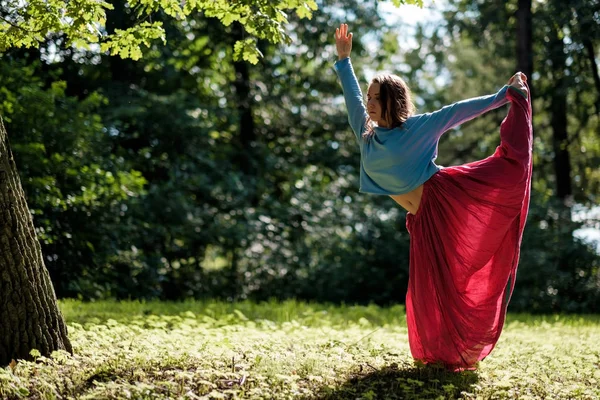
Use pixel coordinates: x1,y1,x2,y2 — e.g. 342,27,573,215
335,23,353,61
508,72,528,96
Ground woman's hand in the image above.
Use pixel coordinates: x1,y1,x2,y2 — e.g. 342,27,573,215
508,72,528,96
335,23,353,61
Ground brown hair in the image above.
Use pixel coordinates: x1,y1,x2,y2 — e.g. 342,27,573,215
363,74,416,139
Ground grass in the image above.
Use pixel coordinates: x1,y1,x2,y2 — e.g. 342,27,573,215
1,300,599,399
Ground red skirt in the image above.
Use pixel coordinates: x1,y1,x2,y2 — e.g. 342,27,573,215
405,87,533,369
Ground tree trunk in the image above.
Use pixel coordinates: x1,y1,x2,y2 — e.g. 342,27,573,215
582,38,600,116
232,23,257,177
549,26,573,202
551,86,572,201
574,1,600,117
228,24,258,298
516,0,533,95
0,118,72,366
106,0,134,84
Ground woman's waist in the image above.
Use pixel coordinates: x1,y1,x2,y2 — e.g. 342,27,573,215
361,162,440,194
389,184,424,206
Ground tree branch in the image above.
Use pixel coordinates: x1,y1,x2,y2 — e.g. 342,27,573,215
0,13,24,29
0,13,43,33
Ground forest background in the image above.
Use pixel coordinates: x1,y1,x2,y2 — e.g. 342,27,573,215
1,0,599,314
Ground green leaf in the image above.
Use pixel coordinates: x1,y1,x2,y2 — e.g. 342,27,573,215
29,349,41,358
233,38,263,65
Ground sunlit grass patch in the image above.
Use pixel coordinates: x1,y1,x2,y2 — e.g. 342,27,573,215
0,300,599,399
57,299,408,327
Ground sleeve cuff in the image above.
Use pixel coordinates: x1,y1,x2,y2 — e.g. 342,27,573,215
507,85,528,99
334,57,351,71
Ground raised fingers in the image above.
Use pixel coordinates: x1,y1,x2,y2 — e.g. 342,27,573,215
336,24,346,40
341,23,350,39
335,23,353,44
514,72,527,83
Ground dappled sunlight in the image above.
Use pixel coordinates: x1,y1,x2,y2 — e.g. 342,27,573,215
1,301,598,399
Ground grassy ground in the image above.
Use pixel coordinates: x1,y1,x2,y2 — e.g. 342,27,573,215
1,300,599,399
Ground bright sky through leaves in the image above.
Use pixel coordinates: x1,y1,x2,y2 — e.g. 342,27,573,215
0,0,424,63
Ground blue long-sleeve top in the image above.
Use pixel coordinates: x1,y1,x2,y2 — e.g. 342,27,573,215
334,57,523,195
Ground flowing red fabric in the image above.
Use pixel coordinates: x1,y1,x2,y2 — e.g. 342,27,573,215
405,87,533,369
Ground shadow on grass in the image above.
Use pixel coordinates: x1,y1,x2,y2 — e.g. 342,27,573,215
307,362,479,400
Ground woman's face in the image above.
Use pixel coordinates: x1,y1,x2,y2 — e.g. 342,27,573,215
367,83,389,128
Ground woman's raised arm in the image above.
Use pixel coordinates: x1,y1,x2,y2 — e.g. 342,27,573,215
334,23,368,144
418,73,529,142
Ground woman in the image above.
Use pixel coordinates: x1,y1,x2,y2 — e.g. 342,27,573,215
334,23,532,369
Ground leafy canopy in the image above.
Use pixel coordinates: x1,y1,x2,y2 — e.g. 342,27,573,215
0,0,422,63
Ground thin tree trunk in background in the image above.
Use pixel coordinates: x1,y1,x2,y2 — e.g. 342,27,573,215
582,38,600,116
233,59,257,157
549,26,573,203
106,0,131,84
547,18,574,284
232,23,258,180
0,118,72,366
574,0,600,117
551,87,572,201
229,24,258,298
517,0,533,96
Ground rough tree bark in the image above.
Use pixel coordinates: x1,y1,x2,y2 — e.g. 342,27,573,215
0,118,72,366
